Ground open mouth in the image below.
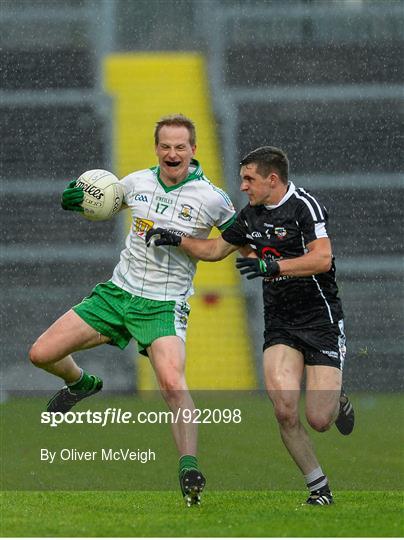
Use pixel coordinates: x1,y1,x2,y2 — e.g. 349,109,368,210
165,161,181,168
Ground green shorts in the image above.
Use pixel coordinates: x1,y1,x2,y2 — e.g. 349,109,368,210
73,281,190,355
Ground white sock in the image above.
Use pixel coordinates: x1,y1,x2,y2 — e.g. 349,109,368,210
67,368,83,387
305,466,328,492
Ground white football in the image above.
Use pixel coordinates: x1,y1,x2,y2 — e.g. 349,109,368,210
76,169,124,221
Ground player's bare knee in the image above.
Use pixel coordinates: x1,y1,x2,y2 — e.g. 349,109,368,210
306,412,332,432
159,374,186,396
29,341,54,367
29,342,44,366
274,404,299,429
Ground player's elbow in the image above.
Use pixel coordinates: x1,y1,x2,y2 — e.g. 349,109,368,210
198,247,229,262
317,252,332,273
196,252,223,262
211,251,228,262
200,253,226,262
324,253,332,272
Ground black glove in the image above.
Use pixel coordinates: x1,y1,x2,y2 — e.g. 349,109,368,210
235,257,280,280
61,179,84,212
145,227,182,247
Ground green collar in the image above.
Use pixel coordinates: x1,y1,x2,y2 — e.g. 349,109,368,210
150,159,204,193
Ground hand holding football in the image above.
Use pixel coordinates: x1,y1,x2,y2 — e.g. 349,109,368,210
76,169,124,221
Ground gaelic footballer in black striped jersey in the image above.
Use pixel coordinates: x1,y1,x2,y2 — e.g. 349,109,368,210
146,145,355,506
222,182,344,332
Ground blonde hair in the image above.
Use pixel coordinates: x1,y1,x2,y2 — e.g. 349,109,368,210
154,114,196,146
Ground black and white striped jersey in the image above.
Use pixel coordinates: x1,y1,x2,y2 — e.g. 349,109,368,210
222,182,344,328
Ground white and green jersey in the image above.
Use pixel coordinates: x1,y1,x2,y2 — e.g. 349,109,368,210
111,159,236,302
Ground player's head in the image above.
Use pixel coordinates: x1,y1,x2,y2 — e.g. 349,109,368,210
154,114,196,183
239,146,289,205
154,114,196,146
240,146,289,184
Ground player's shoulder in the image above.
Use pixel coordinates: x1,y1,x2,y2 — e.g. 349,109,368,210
291,184,327,220
120,168,157,196
294,185,320,199
239,202,263,218
193,175,234,206
121,168,155,183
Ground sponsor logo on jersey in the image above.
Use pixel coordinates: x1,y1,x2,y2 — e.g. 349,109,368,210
268,275,292,283
274,227,287,239
133,217,154,237
156,195,173,204
251,231,262,238
264,223,274,228
262,246,281,259
168,229,188,237
135,194,148,202
178,204,193,221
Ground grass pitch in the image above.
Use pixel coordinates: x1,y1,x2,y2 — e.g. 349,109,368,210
1,392,403,536
1,490,403,537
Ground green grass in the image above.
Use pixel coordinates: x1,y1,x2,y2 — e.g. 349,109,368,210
1,392,403,536
1,490,403,537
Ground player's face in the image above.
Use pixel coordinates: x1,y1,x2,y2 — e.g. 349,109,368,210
240,163,273,205
155,126,196,184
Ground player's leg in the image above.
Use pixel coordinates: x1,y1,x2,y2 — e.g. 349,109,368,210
305,364,341,432
300,364,345,504
147,335,205,506
148,336,196,455
29,309,110,377
263,344,321,474
306,367,354,437
305,319,354,436
29,309,109,412
263,344,333,505
129,297,205,505
30,281,133,413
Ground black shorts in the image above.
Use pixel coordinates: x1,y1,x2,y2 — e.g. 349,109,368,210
263,319,346,370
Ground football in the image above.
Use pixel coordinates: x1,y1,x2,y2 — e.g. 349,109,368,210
76,169,124,221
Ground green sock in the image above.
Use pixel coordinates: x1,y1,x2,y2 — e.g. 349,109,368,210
179,455,198,475
67,370,94,394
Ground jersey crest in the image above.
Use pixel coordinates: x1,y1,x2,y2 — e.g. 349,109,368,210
178,204,194,221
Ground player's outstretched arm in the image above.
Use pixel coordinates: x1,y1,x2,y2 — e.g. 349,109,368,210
181,235,238,261
146,227,238,261
61,180,84,212
236,238,332,280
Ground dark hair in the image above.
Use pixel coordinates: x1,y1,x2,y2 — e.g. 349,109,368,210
154,114,196,146
240,146,289,184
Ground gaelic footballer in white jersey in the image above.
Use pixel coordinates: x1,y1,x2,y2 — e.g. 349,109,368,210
111,159,236,302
